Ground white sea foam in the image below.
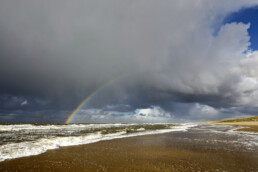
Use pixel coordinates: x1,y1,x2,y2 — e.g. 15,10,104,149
0,123,136,131
0,123,196,162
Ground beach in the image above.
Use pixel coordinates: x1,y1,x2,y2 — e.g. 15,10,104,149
1,124,257,172
1,1,258,171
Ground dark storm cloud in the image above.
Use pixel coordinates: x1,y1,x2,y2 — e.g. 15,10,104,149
1,1,258,122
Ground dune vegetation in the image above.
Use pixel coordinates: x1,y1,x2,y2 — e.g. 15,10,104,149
218,116,258,123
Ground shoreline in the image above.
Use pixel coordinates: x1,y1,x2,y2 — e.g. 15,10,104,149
0,124,197,162
204,121,258,133
1,125,258,171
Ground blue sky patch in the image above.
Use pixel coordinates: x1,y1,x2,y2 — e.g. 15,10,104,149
224,6,258,50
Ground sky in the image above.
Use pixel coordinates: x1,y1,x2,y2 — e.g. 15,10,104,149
1,1,258,123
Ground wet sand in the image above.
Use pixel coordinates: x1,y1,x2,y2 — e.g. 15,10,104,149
235,125,258,132
1,125,258,172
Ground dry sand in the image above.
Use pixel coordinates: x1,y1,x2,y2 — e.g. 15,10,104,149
206,121,258,126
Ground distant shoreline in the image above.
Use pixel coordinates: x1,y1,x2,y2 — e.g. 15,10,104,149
204,116,258,132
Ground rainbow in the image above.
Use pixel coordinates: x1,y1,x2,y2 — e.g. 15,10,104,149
65,78,119,124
